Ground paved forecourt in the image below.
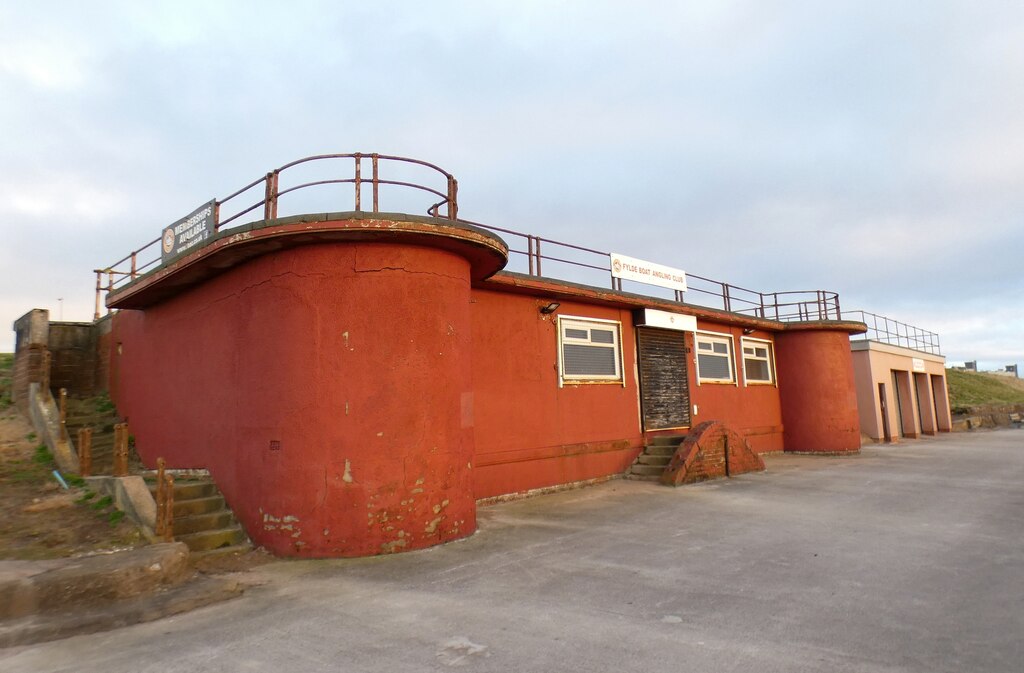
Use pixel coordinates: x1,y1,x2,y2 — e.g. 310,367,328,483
3,430,1022,672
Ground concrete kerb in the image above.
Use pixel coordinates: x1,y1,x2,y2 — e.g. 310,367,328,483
0,543,244,648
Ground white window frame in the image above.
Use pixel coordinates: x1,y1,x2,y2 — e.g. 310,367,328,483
557,316,625,386
740,336,776,386
695,330,736,385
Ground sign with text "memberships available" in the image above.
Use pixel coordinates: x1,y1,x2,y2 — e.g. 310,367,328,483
161,200,216,264
610,253,687,293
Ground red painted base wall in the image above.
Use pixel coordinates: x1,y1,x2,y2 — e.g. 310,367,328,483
113,242,477,557
775,330,861,453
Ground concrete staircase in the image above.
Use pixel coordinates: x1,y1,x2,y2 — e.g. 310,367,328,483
627,434,686,481
63,395,120,475
150,478,251,557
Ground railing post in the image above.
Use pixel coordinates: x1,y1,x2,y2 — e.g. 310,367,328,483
372,154,380,213
263,171,279,220
213,201,221,230
155,457,166,537
107,271,114,315
163,473,175,542
722,283,731,312
354,153,362,212
528,236,535,276
94,270,102,320
113,423,129,477
59,388,67,438
448,176,458,221
78,428,93,477
130,252,137,280
535,238,542,277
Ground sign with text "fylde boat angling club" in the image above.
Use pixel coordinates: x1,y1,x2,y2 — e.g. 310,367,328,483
609,253,687,293
161,200,216,263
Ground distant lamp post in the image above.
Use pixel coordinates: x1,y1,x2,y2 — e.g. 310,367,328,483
58,297,63,321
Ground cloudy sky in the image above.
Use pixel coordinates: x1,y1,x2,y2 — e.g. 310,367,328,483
1,1,1021,368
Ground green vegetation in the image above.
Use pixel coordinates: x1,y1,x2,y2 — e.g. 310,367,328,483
947,369,1024,413
91,495,113,510
108,510,125,525
33,444,54,465
75,490,97,503
0,353,12,410
94,393,116,414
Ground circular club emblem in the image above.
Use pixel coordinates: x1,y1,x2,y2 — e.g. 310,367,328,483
161,228,175,255
612,258,622,273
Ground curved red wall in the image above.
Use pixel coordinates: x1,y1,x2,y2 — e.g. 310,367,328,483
113,242,477,557
774,329,861,453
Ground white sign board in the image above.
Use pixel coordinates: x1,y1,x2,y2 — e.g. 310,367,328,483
610,253,687,293
635,309,697,332
912,358,926,373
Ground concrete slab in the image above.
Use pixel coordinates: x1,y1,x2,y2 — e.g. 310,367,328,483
2,430,1022,672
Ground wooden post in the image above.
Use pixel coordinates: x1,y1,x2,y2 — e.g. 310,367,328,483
155,457,166,537
78,428,93,477
59,388,68,438
113,423,129,477
162,474,175,543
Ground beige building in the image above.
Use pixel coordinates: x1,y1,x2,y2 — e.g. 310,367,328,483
848,312,952,442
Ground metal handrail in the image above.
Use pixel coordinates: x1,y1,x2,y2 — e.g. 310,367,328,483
846,310,942,355
459,217,842,322
94,153,458,317
93,153,843,325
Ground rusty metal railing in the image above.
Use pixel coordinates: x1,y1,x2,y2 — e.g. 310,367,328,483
847,310,941,355
460,218,842,322
94,153,458,318
93,152,842,324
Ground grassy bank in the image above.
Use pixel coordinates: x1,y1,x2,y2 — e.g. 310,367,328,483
947,368,1024,412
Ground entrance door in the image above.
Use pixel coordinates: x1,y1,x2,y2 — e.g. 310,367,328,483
636,327,691,430
878,382,892,442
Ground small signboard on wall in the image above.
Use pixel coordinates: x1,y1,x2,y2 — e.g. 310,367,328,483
912,358,926,372
610,253,687,293
633,308,697,332
161,200,216,264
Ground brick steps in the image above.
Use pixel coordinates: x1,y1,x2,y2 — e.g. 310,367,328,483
627,434,686,481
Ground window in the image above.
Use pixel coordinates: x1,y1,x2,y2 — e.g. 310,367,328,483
741,337,775,385
558,317,623,384
695,332,735,383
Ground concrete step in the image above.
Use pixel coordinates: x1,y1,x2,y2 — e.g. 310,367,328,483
177,527,247,552
622,472,660,482
173,495,225,517
648,435,686,447
173,510,237,536
65,414,117,427
151,480,219,501
630,464,665,477
636,453,672,467
644,444,678,456
189,543,254,563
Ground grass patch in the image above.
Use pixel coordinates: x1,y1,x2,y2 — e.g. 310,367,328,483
33,445,54,465
26,432,36,441
108,510,125,525
94,394,116,414
75,490,97,503
947,369,1024,410
64,474,86,487
91,495,113,510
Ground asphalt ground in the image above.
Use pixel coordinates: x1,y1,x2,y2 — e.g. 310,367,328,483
3,430,1022,672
